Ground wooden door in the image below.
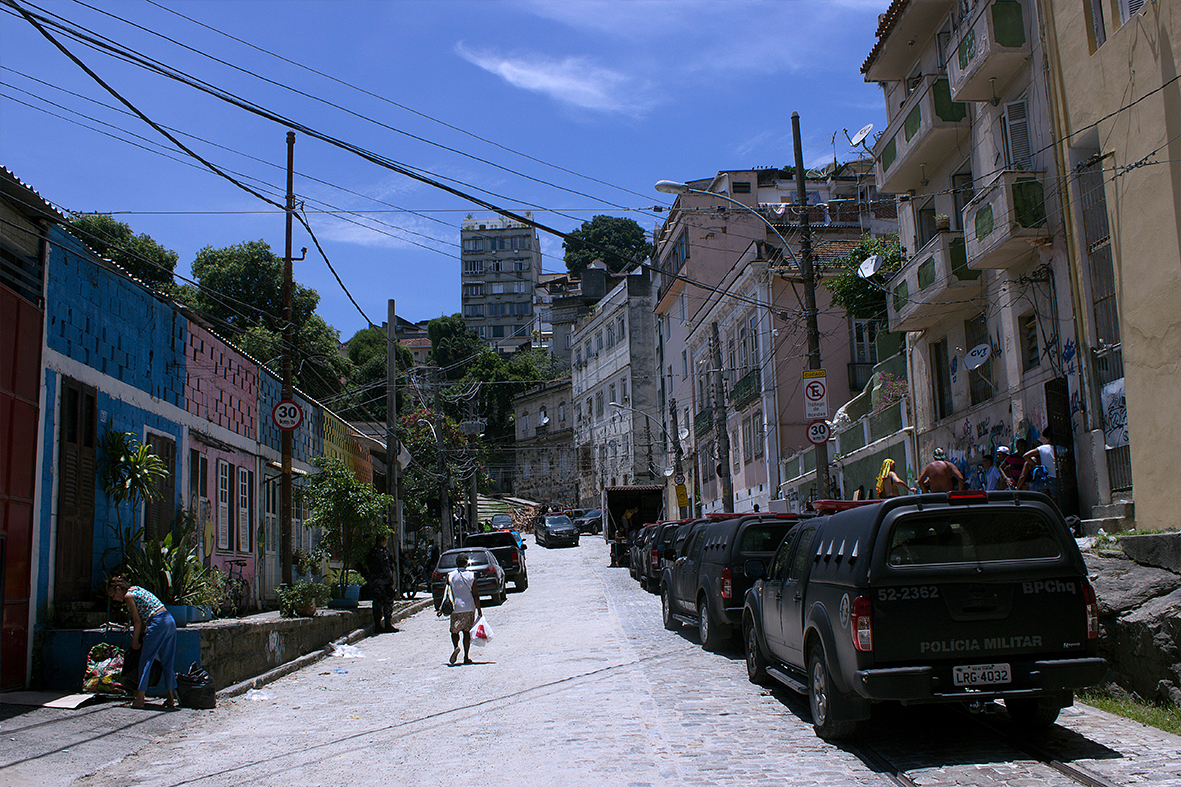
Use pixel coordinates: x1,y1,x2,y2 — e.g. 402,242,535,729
55,378,97,602
144,433,176,542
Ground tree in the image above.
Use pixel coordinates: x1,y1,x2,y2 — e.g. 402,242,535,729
398,408,487,541
97,429,168,571
68,213,178,291
563,215,653,276
300,456,394,588
824,234,903,321
337,327,414,422
426,314,484,378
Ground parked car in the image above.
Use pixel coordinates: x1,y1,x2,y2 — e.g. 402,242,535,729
488,513,514,530
743,493,1106,739
661,513,796,651
629,523,659,582
536,513,579,548
430,547,506,609
463,530,528,591
638,519,689,592
574,508,603,535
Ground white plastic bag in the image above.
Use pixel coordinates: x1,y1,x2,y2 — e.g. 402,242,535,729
471,615,493,646
330,643,366,659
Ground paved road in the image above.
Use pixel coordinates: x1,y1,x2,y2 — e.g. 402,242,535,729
7,535,1181,786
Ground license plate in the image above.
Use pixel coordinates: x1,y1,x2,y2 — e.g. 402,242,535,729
953,663,1011,687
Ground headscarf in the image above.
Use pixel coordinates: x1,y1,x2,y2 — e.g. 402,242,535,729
875,458,895,496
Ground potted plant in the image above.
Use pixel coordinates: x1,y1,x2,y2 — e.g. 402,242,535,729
326,568,365,608
98,429,167,572
934,214,950,231
117,522,225,626
276,580,330,617
300,456,394,605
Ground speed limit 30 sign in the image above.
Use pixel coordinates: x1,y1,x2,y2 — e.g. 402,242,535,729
806,419,831,445
273,400,304,431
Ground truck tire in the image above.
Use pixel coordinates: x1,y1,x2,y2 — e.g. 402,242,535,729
515,573,528,591
1004,696,1062,728
698,597,727,652
745,619,770,685
808,643,857,740
661,585,679,631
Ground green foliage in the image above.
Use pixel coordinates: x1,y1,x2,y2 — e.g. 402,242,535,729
325,568,364,587
276,579,330,617
427,314,484,377
299,456,394,586
119,525,225,606
97,429,168,568
563,215,652,276
1080,687,1181,735
398,408,487,536
68,213,179,291
346,326,387,367
823,233,903,321
874,372,910,414
336,328,414,422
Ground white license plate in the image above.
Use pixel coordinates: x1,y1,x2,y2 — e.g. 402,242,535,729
953,663,1011,687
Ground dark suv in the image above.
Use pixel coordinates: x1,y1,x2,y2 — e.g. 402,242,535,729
661,513,796,650
743,493,1106,739
463,531,528,591
573,509,602,535
637,519,688,592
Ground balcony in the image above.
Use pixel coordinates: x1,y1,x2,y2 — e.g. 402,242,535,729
694,408,715,438
847,362,875,393
730,367,761,411
863,0,957,82
873,76,969,195
964,170,1048,270
948,0,1031,101
886,231,983,332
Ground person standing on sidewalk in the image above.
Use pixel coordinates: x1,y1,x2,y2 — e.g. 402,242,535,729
447,552,482,665
106,576,177,709
366,534,396,632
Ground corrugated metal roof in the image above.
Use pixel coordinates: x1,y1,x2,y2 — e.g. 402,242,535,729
0,166,67,223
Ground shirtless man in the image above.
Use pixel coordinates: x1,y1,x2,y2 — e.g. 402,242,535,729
918,448,964,492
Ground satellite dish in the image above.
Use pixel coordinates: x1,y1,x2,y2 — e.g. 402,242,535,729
850,123,874,147
857,254,883,279
678,427,690,442
663,466,675,478
964,343,992,371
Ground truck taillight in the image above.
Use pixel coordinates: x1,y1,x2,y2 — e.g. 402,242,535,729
651,549,659,570
482,567,497,577
511,551,520,564
721,567,733,600
851,595,873,651
1084,581,1100,639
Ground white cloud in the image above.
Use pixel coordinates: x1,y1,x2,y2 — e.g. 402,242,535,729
455,42,657,116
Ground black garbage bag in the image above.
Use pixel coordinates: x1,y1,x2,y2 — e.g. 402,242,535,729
176,662,217,709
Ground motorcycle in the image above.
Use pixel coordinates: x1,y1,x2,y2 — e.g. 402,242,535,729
398,562,425,599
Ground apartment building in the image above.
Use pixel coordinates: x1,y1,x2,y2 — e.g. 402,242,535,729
459,213,542,353
512,378,576,507
570,271,658,507
1037,0,1178,531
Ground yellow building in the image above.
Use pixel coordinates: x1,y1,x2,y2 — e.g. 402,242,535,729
1042,0,1179,530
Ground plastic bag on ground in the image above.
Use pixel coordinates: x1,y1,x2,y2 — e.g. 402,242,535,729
82,643,128,695
244,688,271,701
330,643,366,658
471,615,493,647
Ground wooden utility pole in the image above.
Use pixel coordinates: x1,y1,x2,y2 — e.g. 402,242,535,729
433,367,452,549
280,131,295,585
711,322,734,512
792,112,830,500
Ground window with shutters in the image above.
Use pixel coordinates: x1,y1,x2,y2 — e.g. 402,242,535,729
217,460,232,550
1004,99,1032,171
964,315,993,406
742,417,753,465
1119,0,1145,24
143,433,176,542
753,411,765,457
237,466,253,552
1020,313,1041,372
930,337,954,421
732,429,741,470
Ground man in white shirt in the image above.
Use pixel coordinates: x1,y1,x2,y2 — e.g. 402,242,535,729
1018,427,1060,504
447,552,482,665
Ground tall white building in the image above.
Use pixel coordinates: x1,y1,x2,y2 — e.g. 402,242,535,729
460,214,542,353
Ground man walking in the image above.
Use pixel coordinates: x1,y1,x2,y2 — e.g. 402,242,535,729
366,534,396,633
918,448,964,492
983,452,1009,491
447,552,482,665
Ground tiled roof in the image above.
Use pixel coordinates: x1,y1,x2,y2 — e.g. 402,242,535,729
862,0,910,75
400,337,431,348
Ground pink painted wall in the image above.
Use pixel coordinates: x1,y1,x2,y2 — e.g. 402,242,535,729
185,325,258,440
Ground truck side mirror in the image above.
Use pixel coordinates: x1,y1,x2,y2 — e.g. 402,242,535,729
745,559,766,579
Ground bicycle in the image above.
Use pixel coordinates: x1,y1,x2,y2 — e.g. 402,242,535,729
220,559,252,617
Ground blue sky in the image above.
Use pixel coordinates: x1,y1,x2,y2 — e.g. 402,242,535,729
1,0,888,340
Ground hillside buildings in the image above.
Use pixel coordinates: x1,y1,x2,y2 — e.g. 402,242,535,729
459,214,542,354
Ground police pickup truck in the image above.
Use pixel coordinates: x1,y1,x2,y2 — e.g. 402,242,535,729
742,491,1106,740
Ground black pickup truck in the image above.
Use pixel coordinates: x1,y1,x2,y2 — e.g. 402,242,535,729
661,513,797,651
462,531,528,591
742,492,1106,739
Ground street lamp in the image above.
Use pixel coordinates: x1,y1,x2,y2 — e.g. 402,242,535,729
654,180,801,272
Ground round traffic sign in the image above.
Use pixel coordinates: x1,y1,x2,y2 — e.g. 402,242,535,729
673,473,686,486
805,380,826,402
806,419,831,445
272,400,304,431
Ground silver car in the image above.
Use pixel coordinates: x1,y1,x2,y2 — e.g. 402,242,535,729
430,547,506,608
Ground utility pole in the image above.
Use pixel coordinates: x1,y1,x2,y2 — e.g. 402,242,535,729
792,111,830,500
433,367,452,550
280,131,295,586
386,300,401,585
710,322,734,512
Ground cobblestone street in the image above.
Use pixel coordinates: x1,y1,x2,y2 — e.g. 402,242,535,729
7,535,1181,787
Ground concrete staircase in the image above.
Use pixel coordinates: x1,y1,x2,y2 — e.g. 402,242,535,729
53,601,110,630
1080,499,1135,535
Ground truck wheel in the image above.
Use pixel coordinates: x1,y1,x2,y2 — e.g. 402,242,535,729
745,620,770,685
698,597,727,651
808,643,856,740
1004,697,1062,728
661,586,679,631
515,574,528,591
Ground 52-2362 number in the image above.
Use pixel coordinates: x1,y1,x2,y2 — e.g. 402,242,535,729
878,586,939,601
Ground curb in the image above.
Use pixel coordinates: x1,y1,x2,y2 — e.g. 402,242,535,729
218,597,433,699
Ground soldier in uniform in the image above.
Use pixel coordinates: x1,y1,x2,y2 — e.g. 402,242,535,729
366,534,396,632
